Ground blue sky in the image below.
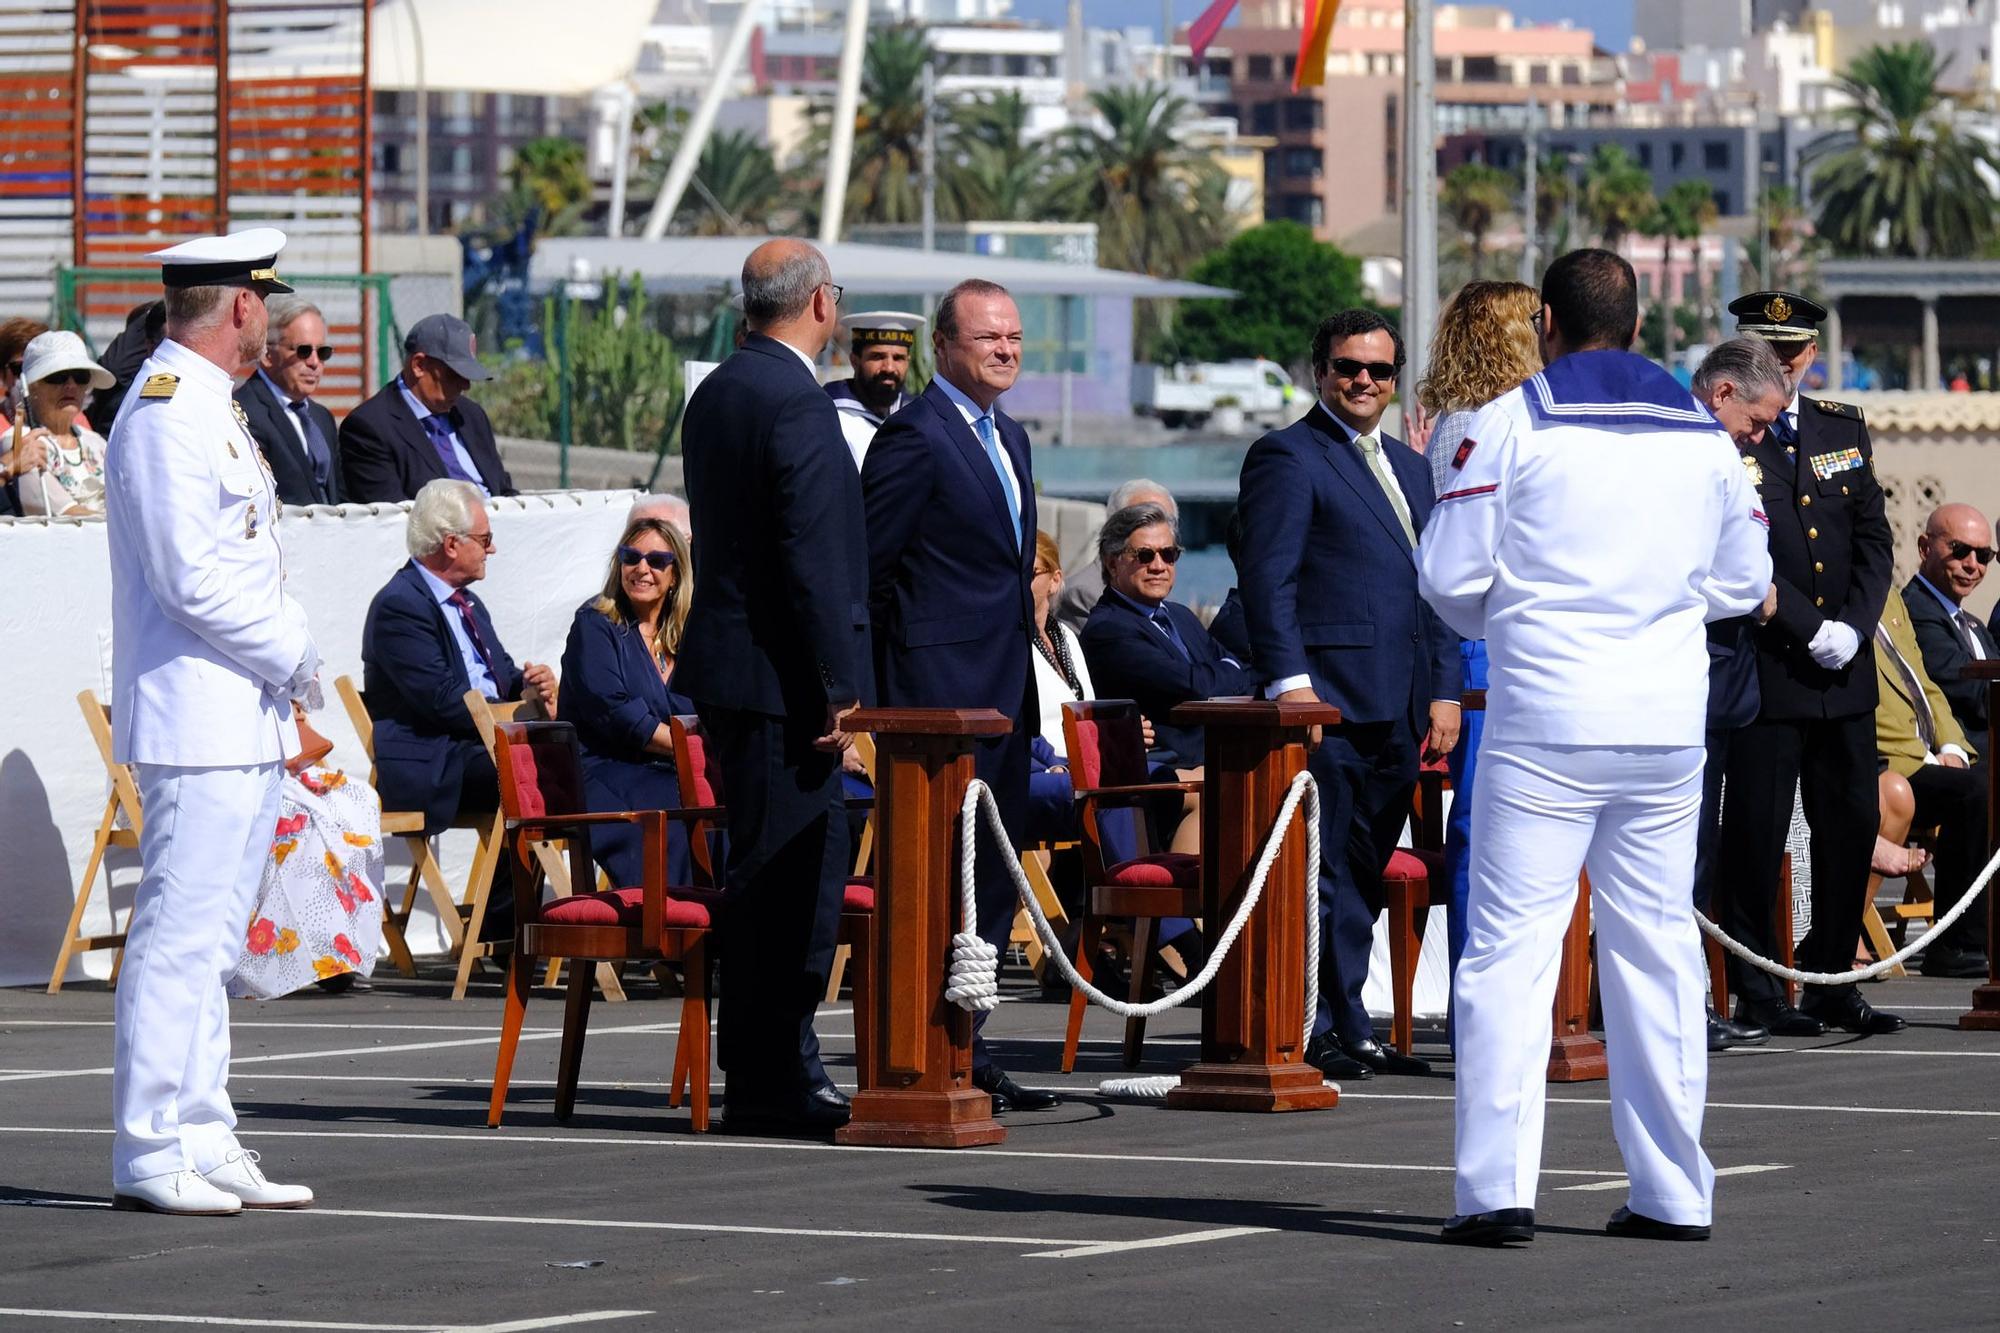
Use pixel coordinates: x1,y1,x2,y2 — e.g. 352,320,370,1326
1009,2,1635,52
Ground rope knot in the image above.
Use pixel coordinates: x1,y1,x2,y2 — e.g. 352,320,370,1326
944,932,1000,1011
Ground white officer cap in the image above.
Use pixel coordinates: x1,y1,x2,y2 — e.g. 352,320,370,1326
148,227,293,294
843,310,926,350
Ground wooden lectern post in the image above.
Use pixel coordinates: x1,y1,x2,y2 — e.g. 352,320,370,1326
837,707,1013,1148
1163,700,1342,1113
1460,690,1608,1081
1957,664,2000,1032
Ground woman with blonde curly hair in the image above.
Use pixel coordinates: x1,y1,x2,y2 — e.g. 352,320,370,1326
1419,280,1543,499
1415,279,1543,992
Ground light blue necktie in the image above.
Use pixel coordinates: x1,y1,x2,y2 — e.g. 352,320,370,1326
975,413,1021,549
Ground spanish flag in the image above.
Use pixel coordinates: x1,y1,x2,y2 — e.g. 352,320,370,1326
1293,0,1342,90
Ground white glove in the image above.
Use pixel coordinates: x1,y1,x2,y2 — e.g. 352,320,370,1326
1807,619,1861,670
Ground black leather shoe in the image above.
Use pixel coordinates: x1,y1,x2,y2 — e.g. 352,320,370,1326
720,1082,852,1136
316,972,371,995
1800,987,1906,1035
973,1066,1059,1112
1706,1015,1732,1052
1440,1208,1534,1246
1606,1205,1709,1241
1735,998,1825,1037
1346,1036,1431,1076
1303,1033,1372,1081
1919,947,1990,979
1707,1010,1767,1051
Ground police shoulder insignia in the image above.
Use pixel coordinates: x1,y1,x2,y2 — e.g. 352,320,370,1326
1811,397,1859,420
138,373,179,400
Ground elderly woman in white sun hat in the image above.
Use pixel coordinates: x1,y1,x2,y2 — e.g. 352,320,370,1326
12,329,114,516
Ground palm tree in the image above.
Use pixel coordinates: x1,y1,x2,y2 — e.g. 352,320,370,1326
1812,42,2000,258
511,137,592,218
1441,162,1514,280
1535,153,1577,255
803,25,935,228
676,130,787,235
1742,185,1819,293
949,91,1051,222
1043,82,1232,277
1663,179,1718,337
1582,145,1655,250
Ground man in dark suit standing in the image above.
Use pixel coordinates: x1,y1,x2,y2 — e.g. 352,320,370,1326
341,314,516,503
1904,502,1997,750
863,278,1055,1114
677,239,873,1137
1238,308,1460,1081
361,479,554,945
235,296,342,506
1719,290,1902,1037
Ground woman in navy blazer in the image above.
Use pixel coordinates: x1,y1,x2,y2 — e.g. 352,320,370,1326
558,516,695,888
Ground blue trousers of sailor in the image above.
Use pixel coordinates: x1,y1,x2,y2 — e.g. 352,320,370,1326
1453,742,1715,1226
112,761,284,1186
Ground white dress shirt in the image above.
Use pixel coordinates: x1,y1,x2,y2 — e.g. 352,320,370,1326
256,368,314,463
930,372,1023,511
412,560,499,700
1915,572,1988,660
398,378,486,494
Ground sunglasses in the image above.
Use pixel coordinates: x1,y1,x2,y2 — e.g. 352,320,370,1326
1329,357,1400,382
618,546,676,571
1945,541,1995,566
1121,544,1183,566
40,368,94,388
452,529,494,551
287,344,335,363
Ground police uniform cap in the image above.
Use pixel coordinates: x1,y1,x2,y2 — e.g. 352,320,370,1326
844,311,926,350
148,227,293,294
1729,289,1824,342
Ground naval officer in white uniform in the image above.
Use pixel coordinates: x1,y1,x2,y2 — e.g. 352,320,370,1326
1418,250,1773,1247
105,228,321,1215
824,311,923,469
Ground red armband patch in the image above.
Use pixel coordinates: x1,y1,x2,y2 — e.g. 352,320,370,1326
1451,437,1477,470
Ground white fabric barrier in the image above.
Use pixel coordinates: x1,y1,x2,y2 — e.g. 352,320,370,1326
5,490,639,989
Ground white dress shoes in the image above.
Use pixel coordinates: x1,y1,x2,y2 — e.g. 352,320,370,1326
113,1169,242,1216
200,1149,314,1209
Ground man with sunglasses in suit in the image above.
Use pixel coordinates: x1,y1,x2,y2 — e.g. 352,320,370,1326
234,296,341,506
1718,290,1902,1037
1238,308,1461,1083
1904,503,1999,749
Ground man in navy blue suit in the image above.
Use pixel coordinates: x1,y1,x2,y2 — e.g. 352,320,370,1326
677,239,874,1137
862,278,1055,1113
1238,309,1461,1081
361,480,555,948
340,315,516,503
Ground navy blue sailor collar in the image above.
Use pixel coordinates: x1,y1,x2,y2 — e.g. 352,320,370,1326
1524,348,1719,433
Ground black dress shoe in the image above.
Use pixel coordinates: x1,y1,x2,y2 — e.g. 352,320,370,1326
1706,1010,1767,1050
1346,1036,1431,1077
1440,1208,1534,1246
1735,998,1825,1037
315,972,372,995
1303,1033,1372,1081
973,1066,1059,1112
1919,947,1990,979
1605,1205,1709,1241
720,1083,852,1136
1800,987,1906,1035
1706,1015,1732,1052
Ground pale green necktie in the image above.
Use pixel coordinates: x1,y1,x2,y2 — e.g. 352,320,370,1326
1354,431,1416,546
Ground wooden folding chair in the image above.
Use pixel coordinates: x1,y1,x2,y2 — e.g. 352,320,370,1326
1860,824,1939,975
668,713,874,1091
485,722,715,1130
464,691,626,1003
47,692,142,993
1059,700,1203,1072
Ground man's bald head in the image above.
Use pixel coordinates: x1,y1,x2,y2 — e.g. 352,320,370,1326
1919,501,1996,605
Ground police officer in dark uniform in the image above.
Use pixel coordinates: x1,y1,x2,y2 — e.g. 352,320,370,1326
1717,291,1904,1037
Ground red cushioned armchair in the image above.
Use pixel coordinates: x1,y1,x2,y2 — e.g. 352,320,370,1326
485,721,721,1131
1058,700,1205,1072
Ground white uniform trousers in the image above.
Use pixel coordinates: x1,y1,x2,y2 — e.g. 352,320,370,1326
1452,742,1716,1226
112,760,284,1186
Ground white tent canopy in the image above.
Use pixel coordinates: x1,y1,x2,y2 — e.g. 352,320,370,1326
370,0,656,96
528,237,1236,301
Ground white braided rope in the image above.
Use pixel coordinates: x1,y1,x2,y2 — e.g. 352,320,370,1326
949,771,1322,1053
1694,836,1999,985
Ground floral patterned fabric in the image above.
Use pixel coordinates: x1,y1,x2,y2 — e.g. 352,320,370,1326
229,765,386,999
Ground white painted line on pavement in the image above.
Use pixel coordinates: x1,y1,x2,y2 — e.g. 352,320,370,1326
0,1310,652,1332
1025,1225,1274,1259
1343,1091,2000,1118
0,1022,565,1033
1554,1163,1792,1193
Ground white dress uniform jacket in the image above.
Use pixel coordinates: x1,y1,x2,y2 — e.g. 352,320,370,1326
1418,371,1772,743
106,338,317,766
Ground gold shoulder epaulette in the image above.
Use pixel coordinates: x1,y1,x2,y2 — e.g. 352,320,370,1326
1811,397,1860,420
137,372,179,400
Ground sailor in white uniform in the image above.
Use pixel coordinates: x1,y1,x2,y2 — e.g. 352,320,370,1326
1417,250,1773,1247
824,310,923,469
105,228,321,1216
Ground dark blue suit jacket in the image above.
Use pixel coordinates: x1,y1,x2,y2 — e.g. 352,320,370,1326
677,333,874,720
1237,403,1459,725
1079,591,1255,769
339,379,515,504
864,378,1037,851
1706,618,1761,730
361,561,525,833
235,375,342,507
1206,587,1253,666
